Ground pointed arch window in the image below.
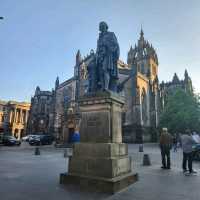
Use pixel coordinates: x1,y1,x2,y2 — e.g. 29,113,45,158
141,88,148,125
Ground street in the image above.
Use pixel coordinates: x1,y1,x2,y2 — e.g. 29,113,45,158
0,143,200,200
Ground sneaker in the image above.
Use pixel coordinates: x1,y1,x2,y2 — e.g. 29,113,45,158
161,166,167,169
191,170,197,174
184,171,191,176
183,169,188,173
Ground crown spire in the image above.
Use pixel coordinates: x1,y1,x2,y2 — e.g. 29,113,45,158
55,76,59,89
140,25,144,38
184,69,189,79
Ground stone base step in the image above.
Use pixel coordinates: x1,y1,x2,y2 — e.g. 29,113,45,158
60,172,138,194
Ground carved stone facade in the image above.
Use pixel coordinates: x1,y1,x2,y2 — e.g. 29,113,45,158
0,100,30,139
117,29,160,142
54,78,76,141
26,86,55,135
160,70,193,109
27,29,193,143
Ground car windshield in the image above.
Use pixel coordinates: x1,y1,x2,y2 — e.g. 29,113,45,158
32,135,40,138
5,136,16,140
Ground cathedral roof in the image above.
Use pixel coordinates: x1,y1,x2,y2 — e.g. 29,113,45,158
127,29,158,65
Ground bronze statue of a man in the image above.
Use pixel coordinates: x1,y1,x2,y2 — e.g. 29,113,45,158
96,21,120,92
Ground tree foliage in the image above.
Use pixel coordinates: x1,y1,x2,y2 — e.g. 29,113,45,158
159,89,200,134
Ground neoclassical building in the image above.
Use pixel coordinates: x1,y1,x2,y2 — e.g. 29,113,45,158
0,100,30,139
27,29,193,143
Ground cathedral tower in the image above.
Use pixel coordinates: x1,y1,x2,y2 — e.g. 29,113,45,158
124,29,160,142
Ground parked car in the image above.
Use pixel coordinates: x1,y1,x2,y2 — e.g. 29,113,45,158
193,144,200,161
29,135,54,146
29,135,40,145
22,135,35,142
2,135,21,146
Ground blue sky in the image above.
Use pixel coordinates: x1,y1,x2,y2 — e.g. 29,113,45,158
1,0,200,102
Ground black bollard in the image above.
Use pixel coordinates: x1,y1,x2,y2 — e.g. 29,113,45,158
35,147,40,155
64,149,68,158
143,154,151,166
139,144,143,152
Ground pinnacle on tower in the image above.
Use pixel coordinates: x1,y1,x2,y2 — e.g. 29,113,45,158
140,27,144,38
76,50,82,65
172,73,180,84
35,86,40,95
90,49,94,55
184,69,189,79
55,76,59,89
138,26,145,48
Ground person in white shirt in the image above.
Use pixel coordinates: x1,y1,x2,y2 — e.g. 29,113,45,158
181,129,197,175
192,132,200,143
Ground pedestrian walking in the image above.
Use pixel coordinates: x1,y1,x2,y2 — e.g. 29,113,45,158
181,129,197,175
160,128,172,169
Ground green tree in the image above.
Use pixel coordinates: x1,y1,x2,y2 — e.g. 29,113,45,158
159,89,200,134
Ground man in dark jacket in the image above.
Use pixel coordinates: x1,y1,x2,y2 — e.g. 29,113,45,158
160,128,172,169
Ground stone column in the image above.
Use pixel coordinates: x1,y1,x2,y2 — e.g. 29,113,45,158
14,109,17,123
15,109,18,123
21,109,24,124
20,110,23,124
25,110,29,123
9,110,13,123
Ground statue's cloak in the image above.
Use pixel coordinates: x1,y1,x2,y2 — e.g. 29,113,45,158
97,31,120,79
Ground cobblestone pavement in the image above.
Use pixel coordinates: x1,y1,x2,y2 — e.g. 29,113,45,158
0,143,200,200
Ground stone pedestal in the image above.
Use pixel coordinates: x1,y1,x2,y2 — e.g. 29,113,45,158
60,92,138,193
